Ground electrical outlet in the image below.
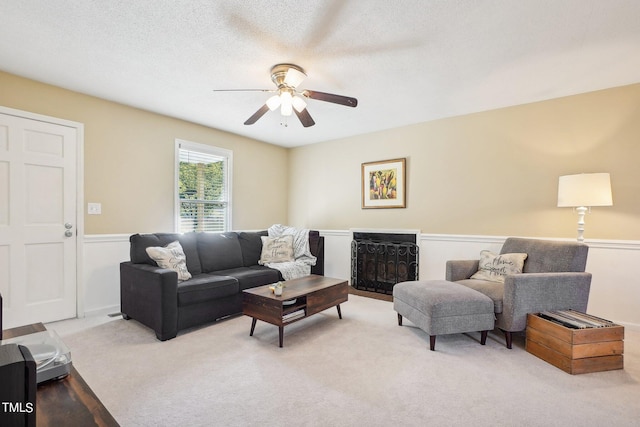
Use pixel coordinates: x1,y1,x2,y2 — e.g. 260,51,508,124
88,203,102,215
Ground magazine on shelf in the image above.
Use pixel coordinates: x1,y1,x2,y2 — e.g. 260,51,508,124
282,309,305,322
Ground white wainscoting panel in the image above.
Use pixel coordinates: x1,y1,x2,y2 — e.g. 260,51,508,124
320,230,352,280
82,234,130,315
585,240,640,331
419,235,505,280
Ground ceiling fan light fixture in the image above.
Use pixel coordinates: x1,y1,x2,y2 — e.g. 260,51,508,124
280,91,293,116
292,95,307,113
235,63,357,127
266,95,281,111
283,66,307,88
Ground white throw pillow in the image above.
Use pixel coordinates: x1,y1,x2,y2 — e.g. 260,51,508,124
258,235,295,265
146,241,192,282
470,250,528,283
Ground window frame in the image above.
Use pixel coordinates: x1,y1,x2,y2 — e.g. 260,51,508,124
174,139,233,233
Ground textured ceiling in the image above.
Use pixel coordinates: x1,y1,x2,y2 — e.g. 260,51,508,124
1,0,640,147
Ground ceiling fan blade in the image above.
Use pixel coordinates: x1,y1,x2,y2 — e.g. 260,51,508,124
302,90,358,107
294,108,315,127
244,104,270,125
213,89,274,93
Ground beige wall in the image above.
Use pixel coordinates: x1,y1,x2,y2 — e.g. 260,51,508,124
1,71,289,234
4,70,639,240
289,83,640,240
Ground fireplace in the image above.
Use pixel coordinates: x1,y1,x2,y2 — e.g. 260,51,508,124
351,231,419,295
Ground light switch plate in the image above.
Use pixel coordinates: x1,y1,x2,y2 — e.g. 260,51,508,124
88,203,102,215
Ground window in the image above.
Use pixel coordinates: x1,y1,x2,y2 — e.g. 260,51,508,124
176,139,232,232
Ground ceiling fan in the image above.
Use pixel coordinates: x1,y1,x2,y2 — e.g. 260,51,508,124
214,63,357,128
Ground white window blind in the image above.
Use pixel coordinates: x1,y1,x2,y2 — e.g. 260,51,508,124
176,140,232,233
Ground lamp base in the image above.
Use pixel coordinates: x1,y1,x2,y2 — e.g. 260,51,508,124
575,206,589,242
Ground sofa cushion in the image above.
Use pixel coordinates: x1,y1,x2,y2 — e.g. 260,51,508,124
211,267,280,291
238,231,266,267
248,265,284,281
470,250,527,283
177,274,239,306
145,241,192,282
197,232,244,273
130,233,182,266
258,235,295,264
129,232,202,275
455,279,504,313
177,232,202,276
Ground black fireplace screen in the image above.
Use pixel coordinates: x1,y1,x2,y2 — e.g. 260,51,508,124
351,233,419,295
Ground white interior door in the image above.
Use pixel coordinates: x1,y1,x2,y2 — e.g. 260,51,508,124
0,109,80,329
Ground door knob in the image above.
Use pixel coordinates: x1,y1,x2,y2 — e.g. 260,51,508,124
65,223,73,229
65,230,73,237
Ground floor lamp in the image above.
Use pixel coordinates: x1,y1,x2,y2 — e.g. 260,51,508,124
557,173,613,242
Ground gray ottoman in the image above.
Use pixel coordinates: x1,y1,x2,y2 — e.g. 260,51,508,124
393,280,495,351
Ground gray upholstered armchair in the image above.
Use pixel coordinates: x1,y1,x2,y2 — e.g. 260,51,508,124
446,237,592,349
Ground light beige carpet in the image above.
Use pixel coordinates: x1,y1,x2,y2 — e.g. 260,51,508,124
58,295,640,427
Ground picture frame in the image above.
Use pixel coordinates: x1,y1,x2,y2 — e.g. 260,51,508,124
361,158,406,209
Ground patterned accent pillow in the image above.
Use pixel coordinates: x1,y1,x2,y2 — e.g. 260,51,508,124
258,235,295,265
470,250,528,283
145,241,192,282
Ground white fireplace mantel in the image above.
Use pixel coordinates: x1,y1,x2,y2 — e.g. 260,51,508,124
350,228,421,243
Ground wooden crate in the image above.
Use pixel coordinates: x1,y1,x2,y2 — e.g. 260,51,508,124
526,313,624,374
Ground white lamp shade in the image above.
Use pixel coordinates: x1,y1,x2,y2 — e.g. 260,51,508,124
557,173,613,207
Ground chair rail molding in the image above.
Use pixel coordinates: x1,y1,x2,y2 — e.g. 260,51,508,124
84,234,131,244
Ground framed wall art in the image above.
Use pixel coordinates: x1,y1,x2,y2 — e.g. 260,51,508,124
361,158,406,209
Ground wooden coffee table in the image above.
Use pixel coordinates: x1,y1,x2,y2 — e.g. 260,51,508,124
242,275,348,347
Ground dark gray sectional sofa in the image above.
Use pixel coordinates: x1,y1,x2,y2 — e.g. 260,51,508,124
120,230,324,340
